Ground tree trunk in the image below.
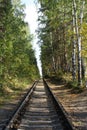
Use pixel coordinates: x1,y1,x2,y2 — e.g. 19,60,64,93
50,32,56,74
73,0,82,86
72,7,76,81
80,1,85,79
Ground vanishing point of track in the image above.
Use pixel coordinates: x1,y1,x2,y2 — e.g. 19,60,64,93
1,79,74,130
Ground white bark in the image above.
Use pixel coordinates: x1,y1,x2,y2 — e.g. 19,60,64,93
72,4,76,81
73,0,82,86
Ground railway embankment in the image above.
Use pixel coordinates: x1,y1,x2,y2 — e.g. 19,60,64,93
47,80,87,130
0,80,87,130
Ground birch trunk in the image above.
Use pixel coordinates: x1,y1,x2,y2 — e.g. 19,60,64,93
79,1,85,79
73,0,82,86
72,4,76,81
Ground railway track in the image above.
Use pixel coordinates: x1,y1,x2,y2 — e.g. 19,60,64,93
1,79,74,130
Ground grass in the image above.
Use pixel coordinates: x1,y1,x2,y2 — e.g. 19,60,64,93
0,77,32,107
63,73,85,93
49,72,85,93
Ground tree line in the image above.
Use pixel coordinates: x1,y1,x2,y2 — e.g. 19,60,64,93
37,0,87,87
0,0,40,88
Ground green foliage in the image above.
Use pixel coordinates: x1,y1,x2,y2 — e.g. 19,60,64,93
37,0,87,87
0,0,40,89
65,80,83,93
38,0,73,77
56,70,63,80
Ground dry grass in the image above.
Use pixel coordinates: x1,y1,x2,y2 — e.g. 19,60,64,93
0,78,32,107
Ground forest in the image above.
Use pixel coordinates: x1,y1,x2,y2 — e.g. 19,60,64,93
37,0,87,87
0,1,87,129
0,0,40,91
0,0,87,91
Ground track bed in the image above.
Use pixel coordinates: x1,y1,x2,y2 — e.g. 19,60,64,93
2,80,74,130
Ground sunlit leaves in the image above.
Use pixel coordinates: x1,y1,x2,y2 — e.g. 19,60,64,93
0,0,40,87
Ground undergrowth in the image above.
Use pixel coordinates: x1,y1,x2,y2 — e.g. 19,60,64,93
49,72,85,93
65,81,83,93
0,77,33,106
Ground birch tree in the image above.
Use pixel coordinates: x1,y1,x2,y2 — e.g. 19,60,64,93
37,0,87,85
72,0,85,86
72,3,76,81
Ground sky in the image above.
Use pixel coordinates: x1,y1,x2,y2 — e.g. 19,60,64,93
21,0,42,76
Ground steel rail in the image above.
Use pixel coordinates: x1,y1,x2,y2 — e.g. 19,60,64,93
2,79,75,130
43,79,75,130
2,81,38,130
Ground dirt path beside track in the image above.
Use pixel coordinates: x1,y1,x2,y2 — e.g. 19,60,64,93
48,81,87,130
